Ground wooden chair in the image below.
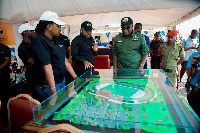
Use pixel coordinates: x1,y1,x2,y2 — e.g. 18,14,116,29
38,124,84,133
7,94,85,133
7,94,40,133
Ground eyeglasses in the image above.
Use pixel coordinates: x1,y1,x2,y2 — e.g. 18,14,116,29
122,27,131,30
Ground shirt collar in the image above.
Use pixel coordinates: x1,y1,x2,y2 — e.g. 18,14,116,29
41,33,52,41
42,33,60,45
80,33,90,40
22,40,31,46
188,36,193,41
166,42,178,49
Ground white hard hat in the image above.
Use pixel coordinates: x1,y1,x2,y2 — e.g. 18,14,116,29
39,11,65,26
18,23,35,34
33,21,39,29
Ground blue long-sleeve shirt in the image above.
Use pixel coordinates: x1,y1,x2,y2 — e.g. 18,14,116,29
144,35,150,65
187,51,200,86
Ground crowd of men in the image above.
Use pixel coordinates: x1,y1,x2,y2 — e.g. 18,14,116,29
0,12,199,126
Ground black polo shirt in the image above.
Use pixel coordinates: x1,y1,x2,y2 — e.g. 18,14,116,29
31,33,66,79
71,34,95,64
57,34,70,59
18,41,33,67
0,43,11,72
18,40,37,83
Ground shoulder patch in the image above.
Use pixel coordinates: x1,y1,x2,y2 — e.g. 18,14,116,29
115,34,122,39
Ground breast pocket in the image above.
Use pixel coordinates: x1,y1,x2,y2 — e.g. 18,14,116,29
130,41,140,51
161,47,167,56
172,51,179,60
116,43,124,54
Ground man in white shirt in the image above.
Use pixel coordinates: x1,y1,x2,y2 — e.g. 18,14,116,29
180,29,199,83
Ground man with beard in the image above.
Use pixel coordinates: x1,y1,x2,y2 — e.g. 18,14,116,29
159,30,184,86
71,21,98,77
18,23,42,101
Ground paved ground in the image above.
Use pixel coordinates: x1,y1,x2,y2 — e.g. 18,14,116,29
179,72,188,101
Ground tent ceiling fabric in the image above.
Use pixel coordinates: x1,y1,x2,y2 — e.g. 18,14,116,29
58,7,199,29
1,0,200,29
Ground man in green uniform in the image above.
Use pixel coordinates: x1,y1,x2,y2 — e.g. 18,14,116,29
159,30,184,86
113,17,149,70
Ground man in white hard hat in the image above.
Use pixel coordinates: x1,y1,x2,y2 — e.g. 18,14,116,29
18,23,42,101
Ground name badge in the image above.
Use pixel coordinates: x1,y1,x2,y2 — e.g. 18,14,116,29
132,38,139,41
117,41,123,43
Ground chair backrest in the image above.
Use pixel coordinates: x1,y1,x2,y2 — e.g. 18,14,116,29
38,124,84,133
94,55,110,69
7,94,40,133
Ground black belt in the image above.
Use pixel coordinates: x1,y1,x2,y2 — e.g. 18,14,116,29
161,67,176,72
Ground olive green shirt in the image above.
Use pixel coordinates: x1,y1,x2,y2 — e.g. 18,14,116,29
160,42,184,69
113,30,149,69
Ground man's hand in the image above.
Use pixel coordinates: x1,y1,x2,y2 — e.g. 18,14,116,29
113,69,118,76
50,87,57,95
191,56,199,64
83,61,94,69
177,57,184,66
27,58,34,66
92,45,98,51
137,66,143,69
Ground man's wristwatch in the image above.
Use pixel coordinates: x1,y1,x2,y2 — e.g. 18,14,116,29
140,64,144,67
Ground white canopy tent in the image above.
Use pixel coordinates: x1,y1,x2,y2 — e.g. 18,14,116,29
1,0,200,29
1,0,200,68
